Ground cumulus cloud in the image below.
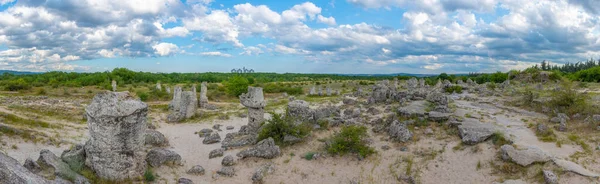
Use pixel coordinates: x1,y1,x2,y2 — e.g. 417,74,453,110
199,51,232,57
153,42,179,56
317,15,336,26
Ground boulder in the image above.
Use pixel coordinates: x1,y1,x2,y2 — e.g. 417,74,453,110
209,148,225,159
145,130,169,147
178,178,194,184
252,163,275,184
222,155,235,166
283,135,302,144
543,170,558,184
500,145,551,166
197,128,213,137
217,167,235,177
60,144,86,172
37,149,90,184
342,96,357,105
287,100,314,123
428,111,451,122
1,152,50,184
388,120,412,142
226,126,234,130
186,165,205,175
167,87,198,122
221,132,257,149
368,80,391,104
426,92,449,106
553,159,600,177
237,138,281,159
199,82,209,108
314,105,339,121
84,91,147,181
203,132,221,144
146,148,182,167
458,122,495,145
23,158,42,174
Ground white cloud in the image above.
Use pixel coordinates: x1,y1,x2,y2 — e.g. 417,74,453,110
199,51,232,57
0,0,14,5
183,10,242,47
240,46,264,56
317,15,336,26
152,42,179,56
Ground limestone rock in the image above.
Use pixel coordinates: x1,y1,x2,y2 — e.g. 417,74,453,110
226,126,234,130
167,87,198,122
178,178,194,184
197,128,213,137
314,105,339,121
287,100,314,123
60,144,86,172
146,148,182,167
553,159,600,177
186,165,205,175
368,80,391,104
37,149,90,184
458,121,495,145
209,148,225,159
252,163,275,184
221,132,257,149
240,87,266,132
237,138,281,159
199,82,209,108
0,152,50,184
283,135,302,144
203,132,221,144
23,158,42,174
428,111,451,122
217,167,235,177
407,78,418,89
388,120,412,142
500,145,551,166
84,91,147,181
493,180,527,184
543,170,558,184
309,86,316,95
426,92,449,106
145,130,169,147
222,155,235,166
111,80,117,92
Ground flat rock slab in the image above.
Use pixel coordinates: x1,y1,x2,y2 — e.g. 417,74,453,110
398,100,427,117
458,121,495,145
553,159,600,177
500,145,551,166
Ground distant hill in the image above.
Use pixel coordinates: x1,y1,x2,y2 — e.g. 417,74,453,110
0,70,41,75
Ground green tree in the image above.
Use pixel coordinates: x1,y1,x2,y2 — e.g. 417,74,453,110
224,75,250,97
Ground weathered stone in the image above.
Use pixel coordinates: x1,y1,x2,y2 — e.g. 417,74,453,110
145,130,168,147
398,101,427,117
209,148,225,159
167,86,198,122
240,87,266,132
178,178,194,184
426,92,449,106
536,123,548,134
222,155,235,166
252,163,275,184
203,132,221,144
186,165,205,175
23,158,42,174
0,152,50,184
388,120,412,142
326,86,332,96
428,111,451,122
309,86,316,95
558,122,567,132
166,86,171,94
343,108,360,119
84,91,147,181
407,78,418,89
197,128,213,137
221,132,257,149
37,149,90,184
543,170,558,184
500,145,551,166
156,82,161,91
237,137,281,159
458,121,495,145
226,126,234,130
217,167,236,177
199,82,209,108
342,96,357,105
283,135,302,144
368,80,391,104
146,148,182,167
111,80,117,92
553,158,600,177
287,100,314,123
314,105,339,121
213,124,222,131
60,144,86,172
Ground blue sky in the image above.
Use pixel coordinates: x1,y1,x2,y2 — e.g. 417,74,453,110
0,0,599,74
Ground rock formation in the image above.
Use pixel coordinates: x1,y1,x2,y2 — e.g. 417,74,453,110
84,91,148,181
166,86,171,94
0,152,50,184
237,138,281,159
111,80,117,92
240,87,266,132
326,86,332,96
167,86,198,122
309,86,316,96
156,82,161,91
199,82,209,108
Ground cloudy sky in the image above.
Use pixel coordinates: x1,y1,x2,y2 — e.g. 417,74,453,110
0,0,599,74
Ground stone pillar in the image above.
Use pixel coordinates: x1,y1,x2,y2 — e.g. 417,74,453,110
167,86,197,122
84,92,147,181
199,82,209,108
309,86,316,95
407,78,418,89
156,82,161,91
318,86,323,96
111,80,117,92
240,87,266,132
326,86,332,96
166,86,171,94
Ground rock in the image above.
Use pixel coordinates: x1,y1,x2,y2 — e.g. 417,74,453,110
60,144,86,172
426,92,449,106
381,145,391,151
222,155,235,166
37,149,90,184
178,178,194,184
343,108,361,119
217,167,235,177
221,132,257,149
367,107,380,115
314,105,339,121
593,114,600,122
209,148,225,159
536,124,548,134
226,126,234,130
407,78,418,89
111,80,117,92
558,122,567,132
0,152,50,184
368,80,391,104
326,86,332,96
167,87,198,122
553,158,600,177
398,101,428,117
457,121,495,145
283,135,302,144
213,124,222,131
237,137,281,159
199,82,209,108
146,148,182,167
252,163,275,184
309,86,316,95
186,165,205,175
197,128,213,137
388,120,412,142
343,96,357,105
428,111,451,122
543,170,558,184
287,100,314,123
23,158,42,174
240,87,266,132
203,132,221,144
500,145,551,166
424,128,434,135
84,91,147,181
145,130,168,147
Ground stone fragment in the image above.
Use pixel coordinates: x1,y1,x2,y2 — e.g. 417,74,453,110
222,155,235,166
237,137,281,159
145,130,169,147
203,132,221,144
186,165,205,175
217,167,235,177
0,152,50,184
252,163,275,184
209,148,225,159
146,148,182,167
458,121,495,145
500,145,551,166
388,120,412,142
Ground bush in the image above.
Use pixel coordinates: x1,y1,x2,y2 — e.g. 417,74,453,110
547,80,590,115
224,75,249,97
257,113,311,146
136,91,149,102
3,78,31,91
444,85,462,93
36,88,47,95
262,83,303,95
144,167,155,182
326,125,375,158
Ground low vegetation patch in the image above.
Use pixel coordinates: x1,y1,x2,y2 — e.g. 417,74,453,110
326,125,375,158
257,112,311,146
444,85,462,93
0,112,59,129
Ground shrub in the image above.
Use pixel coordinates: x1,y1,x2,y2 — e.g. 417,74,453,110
136,91,149,102
144,167,155,182
36,88,47,95
547,80,590,115
3,78,31,91
491,132,510,146
257,112,311,146
224,75,249,97
326,125,375,158
304,152,316,160
444,85,462,93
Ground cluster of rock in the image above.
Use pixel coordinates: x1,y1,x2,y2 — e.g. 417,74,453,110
309,85,339,96
168,86,198,122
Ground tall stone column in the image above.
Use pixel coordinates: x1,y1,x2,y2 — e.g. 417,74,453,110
240,87,266,132
199,82,209,108
84,92,148,181
111,80,117,92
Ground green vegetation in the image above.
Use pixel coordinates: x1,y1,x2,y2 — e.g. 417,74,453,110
536,127,557,142
491,132,510,146
326,125,375,158
0,111,58,128
547,80,591,115
303,152,316,160
257,112,311,146
444,85,462,93
144,167,156,182
224,75,250,97
260,82,304,95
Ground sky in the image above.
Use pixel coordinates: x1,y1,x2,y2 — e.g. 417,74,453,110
0,0,599,74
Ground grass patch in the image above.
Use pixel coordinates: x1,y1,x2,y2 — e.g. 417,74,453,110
304,152,316,160
536,128,557,142
326,125,376,158
144,167,156,182
491,132,511,146
257,112,311,146
567,134,591,152
0,112,60,129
